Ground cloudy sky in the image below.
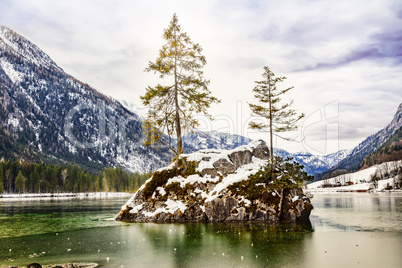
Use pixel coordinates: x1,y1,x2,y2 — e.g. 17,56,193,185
1,0,401,154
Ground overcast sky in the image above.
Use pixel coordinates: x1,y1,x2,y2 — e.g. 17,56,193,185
1,0,401,154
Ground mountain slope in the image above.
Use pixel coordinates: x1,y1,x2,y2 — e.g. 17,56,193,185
361,126,402,168
183,130,253,152
0,26,171,173
329,103,402,173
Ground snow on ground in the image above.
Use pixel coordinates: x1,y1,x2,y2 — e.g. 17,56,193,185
121,140,269,216
0,192,132,199
307,183,373,193
166,174,220,188
142,199,187,217
205,160,267,202
0,59,24,83
307,160,402,193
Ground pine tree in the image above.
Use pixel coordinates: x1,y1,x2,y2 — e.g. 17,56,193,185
61,168,68,191
15,170,26,193
141,13,220,160
249,66,304,170
0,165,4,193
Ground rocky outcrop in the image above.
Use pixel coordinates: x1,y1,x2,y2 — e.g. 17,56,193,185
115,140,313,223
11,263,97,268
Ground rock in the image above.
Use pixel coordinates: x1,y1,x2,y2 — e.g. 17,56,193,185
27,264,42,268
63,264,79,268
21,264,88,268
115,140,313,223
252,140,270,160
205,197,238,221
212,158,236,175
201,168,219,178
229,150,253,169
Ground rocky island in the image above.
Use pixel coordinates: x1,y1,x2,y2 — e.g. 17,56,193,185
115,140,313,223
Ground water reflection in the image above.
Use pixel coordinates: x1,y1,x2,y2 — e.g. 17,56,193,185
0,222,313,267
323,196,355,209
311,193,402,232
319,193,401,213
0,194,401,268
0,197,127,239
138,222,313,268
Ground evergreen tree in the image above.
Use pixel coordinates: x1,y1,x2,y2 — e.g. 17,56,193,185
61,168,68,191
141,13,220,160
15,170,26,193
32,167,41,192
249,66,304,170
4,169,12,193
0,165,4,193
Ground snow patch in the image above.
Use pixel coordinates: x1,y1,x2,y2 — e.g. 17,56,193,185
238,196,251,207
156,187,166,196
166,174,220,188
307,160,402,192
0,60,24,83
129,203,144,214
291,196,300,202
142,199,187,217
7,117,19,128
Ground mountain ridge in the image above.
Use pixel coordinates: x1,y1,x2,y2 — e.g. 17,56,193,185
0,25,171,173
326,103,402,174
361,125,402,168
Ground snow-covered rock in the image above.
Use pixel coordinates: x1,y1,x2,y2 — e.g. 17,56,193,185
115,140,313,222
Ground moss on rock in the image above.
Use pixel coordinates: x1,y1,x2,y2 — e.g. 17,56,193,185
142,159,199,199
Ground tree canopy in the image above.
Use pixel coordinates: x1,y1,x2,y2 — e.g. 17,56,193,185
249,66,304,169
141,13,220,160
0,160,150,194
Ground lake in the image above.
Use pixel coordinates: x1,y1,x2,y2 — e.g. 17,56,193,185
0,193,401,267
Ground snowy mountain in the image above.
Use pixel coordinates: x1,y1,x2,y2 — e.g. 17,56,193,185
181,130,349,175
118,101,254,153
329,103,402,173
274,148,351,175
362,126,402,167
0,26,171,173
183,130,253,152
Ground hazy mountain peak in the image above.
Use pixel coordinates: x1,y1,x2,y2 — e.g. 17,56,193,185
0,25,61,71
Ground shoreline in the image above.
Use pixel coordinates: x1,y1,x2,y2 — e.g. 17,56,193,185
0,192,132,199
306,188,402,194
0,263,98,268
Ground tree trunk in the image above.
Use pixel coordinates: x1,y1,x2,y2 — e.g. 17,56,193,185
175,94,183,156
174,30,183,159
268,75,274,172
275,189,284,219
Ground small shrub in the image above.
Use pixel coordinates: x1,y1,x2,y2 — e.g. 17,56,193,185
142,158,199,199
229,156,312,202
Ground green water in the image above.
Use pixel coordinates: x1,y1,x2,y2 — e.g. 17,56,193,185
0,193,401,267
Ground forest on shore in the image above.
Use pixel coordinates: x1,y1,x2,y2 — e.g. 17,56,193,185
0,160,151,194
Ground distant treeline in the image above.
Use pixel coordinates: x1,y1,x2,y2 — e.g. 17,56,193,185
0,160,151,194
